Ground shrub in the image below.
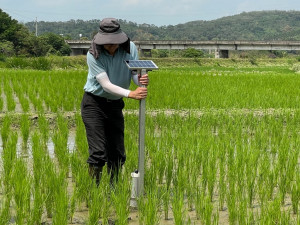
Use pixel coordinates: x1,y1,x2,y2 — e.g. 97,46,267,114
182,48,204,58
31,57,52,70
6,57,30,69
292,63,300,73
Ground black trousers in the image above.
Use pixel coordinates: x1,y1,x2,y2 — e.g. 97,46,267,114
81,92,126,170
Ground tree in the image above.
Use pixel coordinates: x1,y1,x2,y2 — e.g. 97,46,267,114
38,33,71,56
182,48,204,58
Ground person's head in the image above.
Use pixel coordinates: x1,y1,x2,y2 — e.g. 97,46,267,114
90,18,130,57
103,44,119,55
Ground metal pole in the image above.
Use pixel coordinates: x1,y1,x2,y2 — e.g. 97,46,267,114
137,68,147,196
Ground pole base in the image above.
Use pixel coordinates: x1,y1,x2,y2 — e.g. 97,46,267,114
130,170,140,207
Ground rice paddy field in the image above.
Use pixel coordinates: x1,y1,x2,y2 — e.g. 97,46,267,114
0,57,300,224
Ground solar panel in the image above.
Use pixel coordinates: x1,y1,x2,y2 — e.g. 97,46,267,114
125,60,158,70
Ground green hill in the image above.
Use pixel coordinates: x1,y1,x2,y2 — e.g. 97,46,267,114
24,10,300,41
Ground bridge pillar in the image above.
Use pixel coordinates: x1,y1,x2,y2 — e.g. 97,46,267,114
215,49,229,58
70,48,88,56
139,49,152,58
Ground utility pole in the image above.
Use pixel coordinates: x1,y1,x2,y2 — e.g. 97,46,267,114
35,17,38,36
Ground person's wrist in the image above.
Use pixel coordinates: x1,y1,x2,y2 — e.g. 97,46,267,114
128,91,133,99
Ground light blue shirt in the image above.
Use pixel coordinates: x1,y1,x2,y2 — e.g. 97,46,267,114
83,41,139,100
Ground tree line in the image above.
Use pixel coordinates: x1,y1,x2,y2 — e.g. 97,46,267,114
24,10,300,41
0,9,71,57
1,9,299,58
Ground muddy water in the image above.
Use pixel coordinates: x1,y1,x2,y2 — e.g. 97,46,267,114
0,130,76,159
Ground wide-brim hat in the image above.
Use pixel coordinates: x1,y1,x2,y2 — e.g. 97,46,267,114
93,18,128,45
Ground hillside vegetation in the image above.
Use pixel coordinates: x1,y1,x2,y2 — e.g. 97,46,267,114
24,10,300,41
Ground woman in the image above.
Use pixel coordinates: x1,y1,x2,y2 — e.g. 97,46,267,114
81,18,149,185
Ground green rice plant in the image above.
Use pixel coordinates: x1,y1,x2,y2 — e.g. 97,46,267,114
162,185,171,220
171,190,186,225
185,168,196,211
72,162,92,209
87,171,111,225
165,150,174,191
226,186,237,225
3,79,16,111
137,188,160,225
145,165,158,193
260,195,287,224
74,112,89,161
245,148,259,208
12,80,30,113
218,155,226,211
1,114,11,148
203,194,214,225
2,132,17,194
291,173,300,214
236,197,248,225
69,152,83,222
52,113,70,173
111,174,130,225
12,157,32,225
195,183,215,225
20,114,30,149
31,132,46,188
29,188,44,225
28,87,44,112
0,193,12,224
266,167,276,200
207,147,217,202
38,113,49,146
0,87,3,112
87,183,102,225
99,170,111,225
52,171,68,225
43,155,57,218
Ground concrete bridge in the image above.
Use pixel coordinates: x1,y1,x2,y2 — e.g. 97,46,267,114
66,40,300,58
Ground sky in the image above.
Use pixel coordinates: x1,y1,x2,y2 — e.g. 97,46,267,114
1,0,300,26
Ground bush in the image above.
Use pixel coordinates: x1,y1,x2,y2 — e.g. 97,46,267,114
292,63,300,73
0,41,14,57
182,48,204,58
31,57,52,70
6,57,31,69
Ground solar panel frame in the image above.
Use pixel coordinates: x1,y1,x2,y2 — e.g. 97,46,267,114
124,60,159,70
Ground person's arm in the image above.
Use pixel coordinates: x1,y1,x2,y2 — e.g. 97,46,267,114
96,72,148,99
96,72,130,97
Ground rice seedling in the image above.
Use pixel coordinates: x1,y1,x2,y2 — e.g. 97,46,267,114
291,173,300,214
20,113,30,149
52,113,70,173
0,114,11,149
12,157,32,225
111,174,130,225
0,87,3,111
37,113,49,146
43,155,57,218
0,192,12,224
52,172,69,225
29,187,44,225
171,190,186,225
138,191,161,225
2,132,17,194
3,78,16,111
87,183,102,225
